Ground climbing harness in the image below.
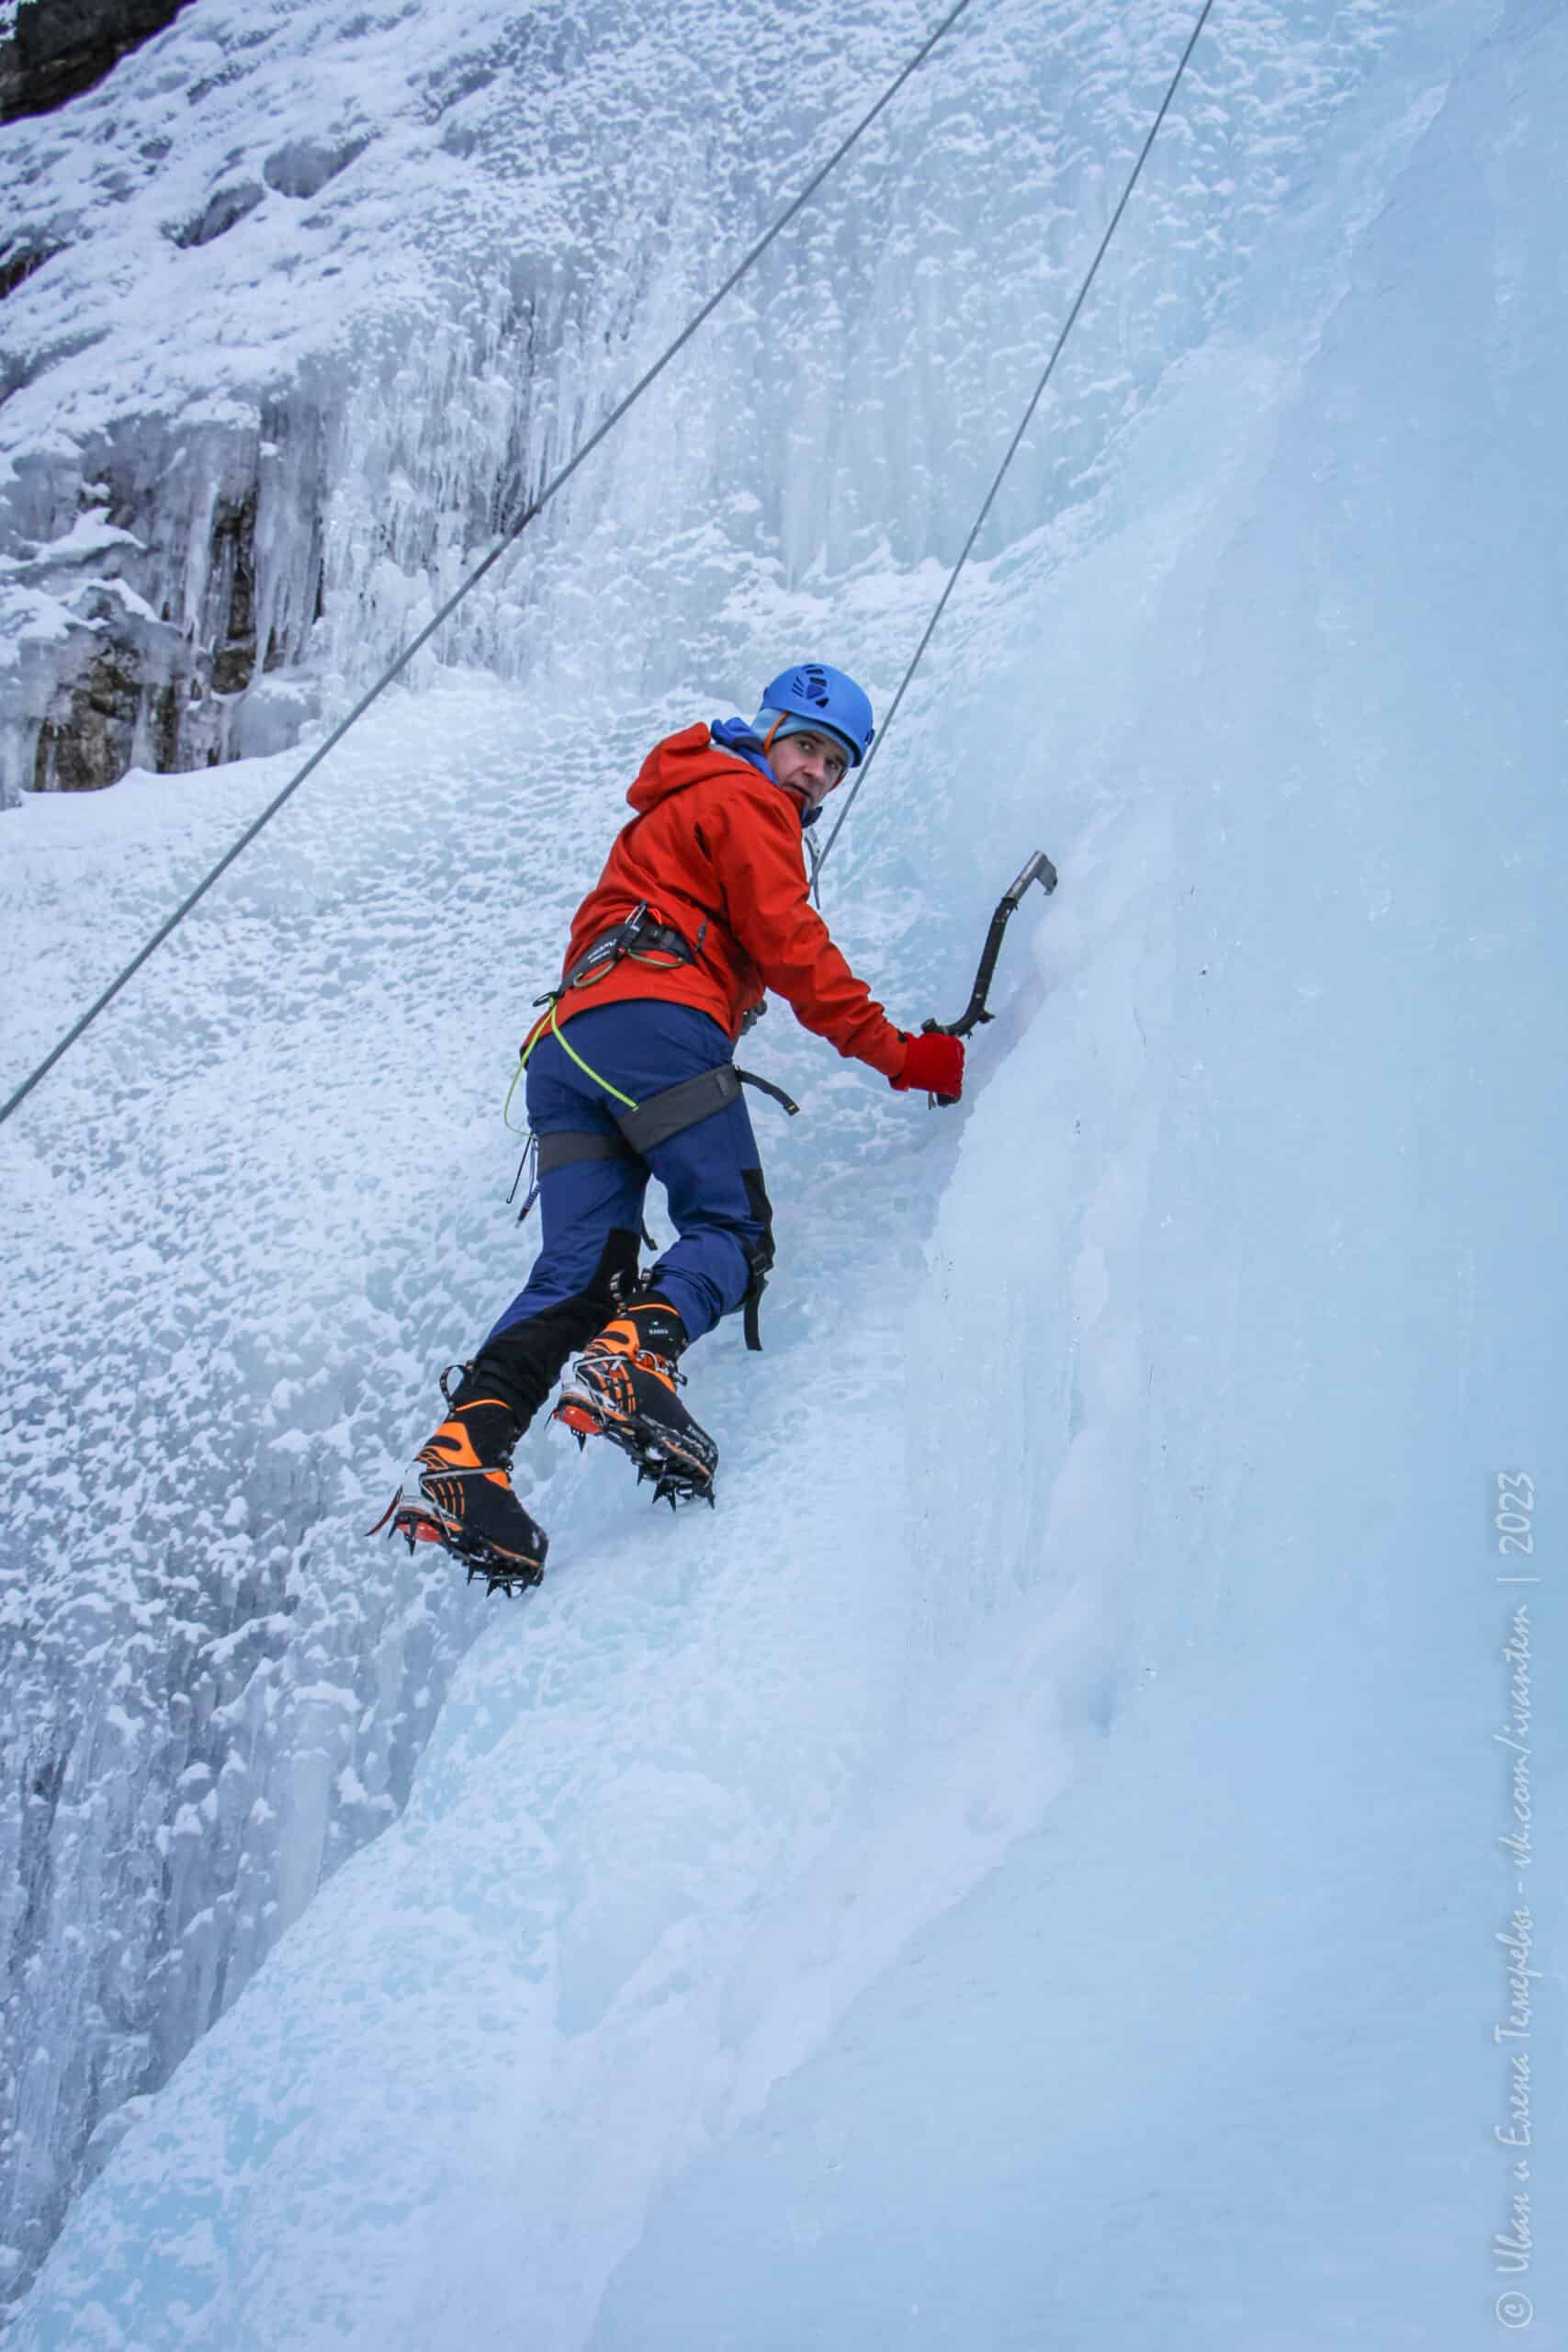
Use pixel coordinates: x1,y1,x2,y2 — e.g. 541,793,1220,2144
558,901,703,1000
507,906,797,1348
514,903,800,1131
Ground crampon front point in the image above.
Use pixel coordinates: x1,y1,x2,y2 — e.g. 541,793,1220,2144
553,1393,716,1509
367,1468,547,1599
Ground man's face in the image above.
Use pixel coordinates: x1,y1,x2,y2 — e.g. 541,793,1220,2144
770,727,850,809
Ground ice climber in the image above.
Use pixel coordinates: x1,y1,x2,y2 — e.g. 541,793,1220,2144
375,662,965,1590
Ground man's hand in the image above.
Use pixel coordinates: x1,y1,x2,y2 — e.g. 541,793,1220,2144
891,1031,964,1100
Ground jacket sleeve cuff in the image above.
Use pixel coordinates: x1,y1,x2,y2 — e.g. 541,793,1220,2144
865,1026,909,1081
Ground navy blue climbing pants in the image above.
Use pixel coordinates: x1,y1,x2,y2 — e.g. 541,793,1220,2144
473,1001,770,1429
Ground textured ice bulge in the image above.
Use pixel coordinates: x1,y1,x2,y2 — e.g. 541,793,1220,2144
2,0,1565,2343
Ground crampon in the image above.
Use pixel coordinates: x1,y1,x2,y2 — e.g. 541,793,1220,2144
554,1397,716,1507
554,1307,717,1509
367,1476,547,1596
367,1396,548,1598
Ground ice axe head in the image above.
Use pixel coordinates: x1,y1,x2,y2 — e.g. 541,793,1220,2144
1004,850,1057,909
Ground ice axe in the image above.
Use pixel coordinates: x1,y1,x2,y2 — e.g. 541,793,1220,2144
921,850,1057,1105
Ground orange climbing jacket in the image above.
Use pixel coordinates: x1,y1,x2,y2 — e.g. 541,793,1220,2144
534,723,908,1080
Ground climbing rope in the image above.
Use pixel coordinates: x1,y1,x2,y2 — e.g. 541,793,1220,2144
812,0,1215,896
0,0,979,1129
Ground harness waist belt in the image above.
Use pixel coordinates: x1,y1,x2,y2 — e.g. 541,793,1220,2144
560,905,696,995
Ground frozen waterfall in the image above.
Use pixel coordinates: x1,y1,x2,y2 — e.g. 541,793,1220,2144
2,0,1564,2343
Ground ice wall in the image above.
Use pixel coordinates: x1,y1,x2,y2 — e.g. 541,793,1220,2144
594,6,1568,2340
4,0,1554,2335
4,0,1389,798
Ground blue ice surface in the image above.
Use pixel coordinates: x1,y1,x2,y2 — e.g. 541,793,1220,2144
592,8,1568,2343
6,0,1567,2346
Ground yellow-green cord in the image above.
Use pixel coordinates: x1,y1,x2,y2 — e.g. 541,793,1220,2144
504,997,640,1129
545,1000,639,1107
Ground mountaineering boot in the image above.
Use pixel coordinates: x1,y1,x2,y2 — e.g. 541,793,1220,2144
370,1385,548,1596
554,1297,718,1506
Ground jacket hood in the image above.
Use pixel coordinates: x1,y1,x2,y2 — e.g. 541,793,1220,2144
626,724,744,816
626,722,812,826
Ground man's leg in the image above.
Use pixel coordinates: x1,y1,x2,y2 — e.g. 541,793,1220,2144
453,1009,652,1419
462,1156,647,1426
639,1093,770,1340
377,1029,649,1579
554,1101,768,1501
548,1004,772,1498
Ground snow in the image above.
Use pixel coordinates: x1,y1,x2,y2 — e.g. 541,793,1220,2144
0,0,1407,792
2,0,1566,2344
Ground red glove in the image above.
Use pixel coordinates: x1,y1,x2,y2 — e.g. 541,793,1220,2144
891,1030,964,1099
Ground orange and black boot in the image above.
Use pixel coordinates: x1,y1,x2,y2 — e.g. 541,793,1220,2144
371,1381,547,1595
554,1297,717,1507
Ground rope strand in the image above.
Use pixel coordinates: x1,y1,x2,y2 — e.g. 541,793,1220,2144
812,0,1215,895
0,0,979,1131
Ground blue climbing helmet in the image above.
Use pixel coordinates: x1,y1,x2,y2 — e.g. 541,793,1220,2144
757,662,874,767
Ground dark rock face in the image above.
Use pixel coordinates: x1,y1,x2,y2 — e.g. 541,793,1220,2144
13,423,328,798
0,237,64,302
207,489,259,697
31,643,144,791
0,0,194,126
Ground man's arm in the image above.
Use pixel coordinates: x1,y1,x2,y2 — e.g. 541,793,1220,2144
707,780,908,1079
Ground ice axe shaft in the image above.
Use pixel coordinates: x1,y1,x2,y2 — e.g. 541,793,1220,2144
921,849,1057,1104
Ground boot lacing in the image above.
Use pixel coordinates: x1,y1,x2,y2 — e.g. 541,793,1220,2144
586,1337,688,1389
